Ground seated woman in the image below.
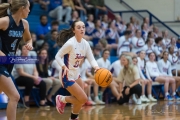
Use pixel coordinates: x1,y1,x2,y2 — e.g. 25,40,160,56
14,44,48,108
80,58,105,105
158,51,180,99
133,56,157,102
168,46,180,76
146,52,177,100
117,55,142,105
36,49,61,106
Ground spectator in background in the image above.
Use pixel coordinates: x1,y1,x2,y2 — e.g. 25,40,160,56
106,21,119,45
81,0,94,15
170,37,179,55
47,30,59,62
176,36,180,49
92,45,102,60
49,0,72,24
168,46,180,76
101,14,108,30
154,37,166,60
106,21,119,56
158,51,180,97
36,49,61,106
69,10,80,25
31,32,38,51
14,44,48,108
85,14,95,36
131,29,145,54
147,31,156,46
146,52,176,101
98,38,109,50
117,30,132,56
162,30,171,49
36,15,51,46
92,20,105,46
44,21,59,41
126,23,134,35
153,25,160,38
39,0,50,11
73,0,86,22
90,0,107,19
130,16,139,31
40,42,49,51
115,15,126,36
96,49,111,69
142,38,155,60
117,55,142,105
141,23,149,41
133,57,157,103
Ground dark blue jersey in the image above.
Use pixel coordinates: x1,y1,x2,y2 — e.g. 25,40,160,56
0,15,24,74
0,15,24,56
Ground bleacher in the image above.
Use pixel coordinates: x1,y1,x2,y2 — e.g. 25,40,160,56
27,3,69,33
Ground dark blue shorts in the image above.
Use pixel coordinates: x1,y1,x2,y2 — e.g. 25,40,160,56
61,70,80,88
151,77,156,82
0,65,11,77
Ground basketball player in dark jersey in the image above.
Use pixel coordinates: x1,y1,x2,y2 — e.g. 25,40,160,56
0,1,33,120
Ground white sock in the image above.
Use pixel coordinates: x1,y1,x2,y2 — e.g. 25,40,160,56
142,95,145,98
148,94,152,98
165,93,169,96
173,92,176,96
94,96,99,101
88,97,92,101
61,96,67,103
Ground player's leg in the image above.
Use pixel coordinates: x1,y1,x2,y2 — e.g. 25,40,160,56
0,75,20,120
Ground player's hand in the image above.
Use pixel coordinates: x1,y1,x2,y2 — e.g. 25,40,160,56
94,66,100,73
117,93,123,100
25,43,33,50
62,65,69,78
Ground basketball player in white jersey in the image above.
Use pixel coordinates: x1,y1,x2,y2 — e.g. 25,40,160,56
131,29,145,54
168,46,180,76
79,58,105,105
146,52,176,101
158,51,180,98
142,38,155,60
55,20,99,120
133,56,157,102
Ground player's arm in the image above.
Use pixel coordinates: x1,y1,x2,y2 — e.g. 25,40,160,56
22,19,33,46
55,41,72,68
0,17,9,56
86,43,99,69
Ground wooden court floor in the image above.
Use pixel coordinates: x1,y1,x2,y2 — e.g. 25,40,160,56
1,101,180,120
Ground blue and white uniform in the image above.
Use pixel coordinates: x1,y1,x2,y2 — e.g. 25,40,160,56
131,36,145,54
157,59,172,76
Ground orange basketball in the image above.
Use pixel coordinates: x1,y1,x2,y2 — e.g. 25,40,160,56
94,68,113,87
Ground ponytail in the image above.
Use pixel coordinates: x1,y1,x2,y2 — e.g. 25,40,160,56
56,29,74,47
56,20,80,46
0,3,10,18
